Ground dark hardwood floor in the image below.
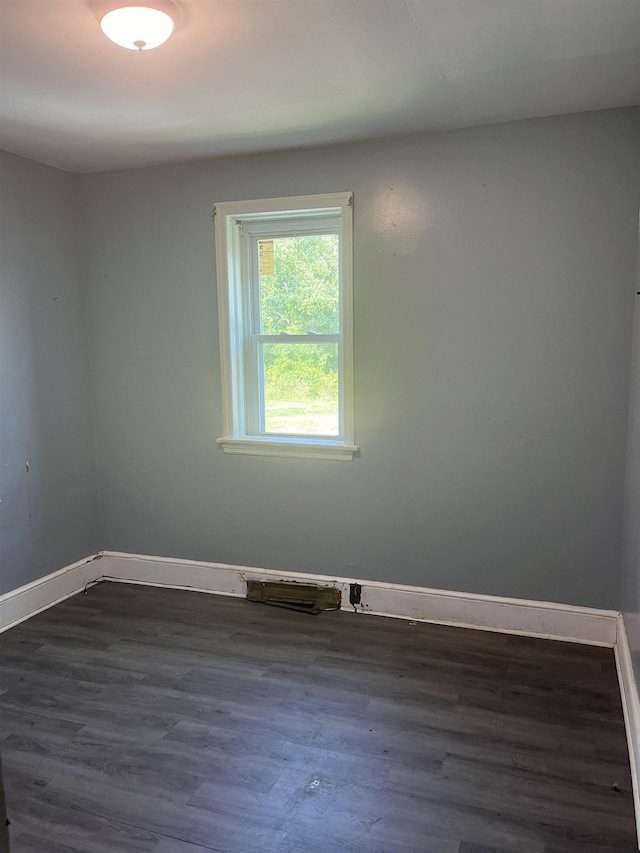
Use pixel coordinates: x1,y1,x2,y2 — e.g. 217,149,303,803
0,581,636,852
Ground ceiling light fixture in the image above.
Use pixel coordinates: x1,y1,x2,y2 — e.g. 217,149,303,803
96,1,179,51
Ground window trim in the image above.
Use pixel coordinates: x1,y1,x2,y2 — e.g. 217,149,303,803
214,192,357,461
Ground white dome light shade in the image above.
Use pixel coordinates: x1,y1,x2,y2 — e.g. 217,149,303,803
100,5,176,51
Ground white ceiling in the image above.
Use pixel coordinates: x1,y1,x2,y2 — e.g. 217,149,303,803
0,0,638,174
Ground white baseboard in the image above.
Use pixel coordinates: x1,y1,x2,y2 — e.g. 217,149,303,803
0,551,620,647
97,551,618,646
0,555,102,633
616,615,640,848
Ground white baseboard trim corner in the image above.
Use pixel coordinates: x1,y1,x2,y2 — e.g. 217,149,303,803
615,615,640,848
0,554,103,633
97,551,618,647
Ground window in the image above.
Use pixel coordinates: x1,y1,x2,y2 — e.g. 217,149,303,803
214,192,356,460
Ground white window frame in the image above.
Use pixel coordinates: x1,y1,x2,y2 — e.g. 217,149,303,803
214,192,357,461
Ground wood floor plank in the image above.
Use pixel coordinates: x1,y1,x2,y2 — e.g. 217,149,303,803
151,840,224,853
0,582,636,852
7,794,161,852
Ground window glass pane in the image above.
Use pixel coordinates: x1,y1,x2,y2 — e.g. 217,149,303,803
262,343,339,436
259,234,339,335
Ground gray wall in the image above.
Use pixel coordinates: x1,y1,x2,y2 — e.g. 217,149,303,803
0,151,100,595
82,108,640,609
622,224,640,679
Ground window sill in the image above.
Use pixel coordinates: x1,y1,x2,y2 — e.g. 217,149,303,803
217,437,359,461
